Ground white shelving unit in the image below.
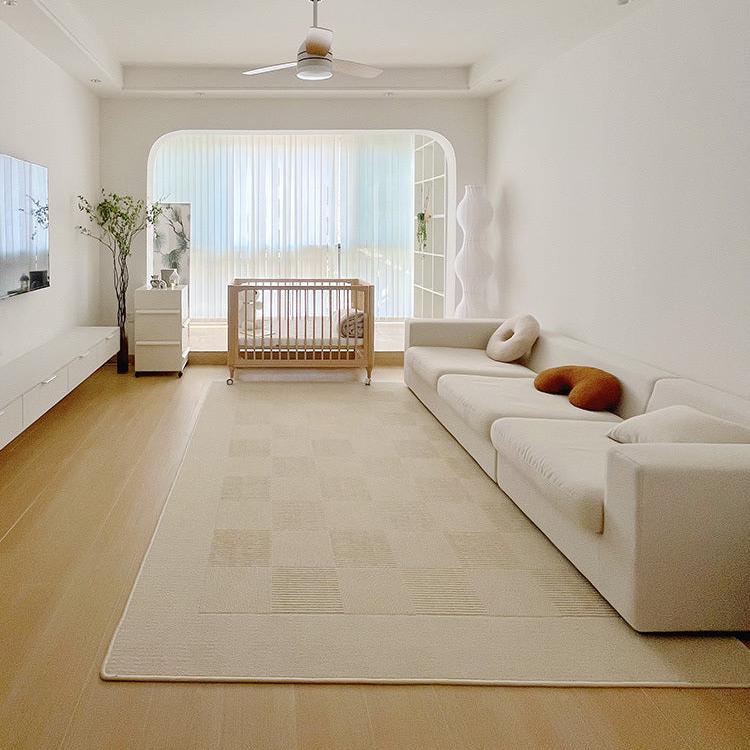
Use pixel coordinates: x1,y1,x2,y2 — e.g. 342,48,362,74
0,326,119,451
134,285,189,376
413,135,448,319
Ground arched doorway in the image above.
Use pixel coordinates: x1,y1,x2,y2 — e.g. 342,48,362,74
148,129,455,350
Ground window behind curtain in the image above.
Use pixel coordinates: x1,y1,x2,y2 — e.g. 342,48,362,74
151,131,414,319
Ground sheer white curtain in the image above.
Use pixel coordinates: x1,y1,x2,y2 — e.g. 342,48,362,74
338,134,414,318
151,131,413,319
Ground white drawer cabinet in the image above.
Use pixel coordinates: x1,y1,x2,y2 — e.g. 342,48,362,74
0,326,119,451
134,285,189,376
0,397,23,450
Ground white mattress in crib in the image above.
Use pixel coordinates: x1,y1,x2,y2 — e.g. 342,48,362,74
237,317,363,348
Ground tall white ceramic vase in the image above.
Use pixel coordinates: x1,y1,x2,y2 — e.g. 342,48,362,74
454,185,493,318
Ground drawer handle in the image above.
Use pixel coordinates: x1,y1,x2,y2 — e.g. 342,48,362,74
79,350,92,359
42,375,57,385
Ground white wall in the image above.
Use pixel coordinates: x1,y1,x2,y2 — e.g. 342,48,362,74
486,0,750,397
99,96,487,333
0,22,100,366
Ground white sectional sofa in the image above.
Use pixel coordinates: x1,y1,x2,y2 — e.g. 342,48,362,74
405,319,750,632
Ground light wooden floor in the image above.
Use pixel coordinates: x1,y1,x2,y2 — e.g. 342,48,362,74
0,364,747,750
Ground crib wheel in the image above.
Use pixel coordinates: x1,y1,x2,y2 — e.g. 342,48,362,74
226,378,234,386
365,377,372,386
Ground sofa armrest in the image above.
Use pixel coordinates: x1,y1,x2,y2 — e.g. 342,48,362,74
604,443,750,630
404,318,504,350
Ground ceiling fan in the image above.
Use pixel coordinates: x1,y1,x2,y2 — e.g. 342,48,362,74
242,0,383,81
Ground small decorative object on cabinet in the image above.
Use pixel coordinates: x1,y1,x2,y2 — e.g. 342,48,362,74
134,284,189,377
168,269,180,289
454,185,493,318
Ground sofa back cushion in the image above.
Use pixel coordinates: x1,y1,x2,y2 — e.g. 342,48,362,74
523,332,672,419
646,378,750,429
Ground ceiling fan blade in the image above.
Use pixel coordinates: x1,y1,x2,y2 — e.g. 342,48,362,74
242,62,296,76
304,26,333,57
332,59,383,79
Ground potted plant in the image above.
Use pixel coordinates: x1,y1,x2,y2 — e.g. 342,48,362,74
78,191,162,373
416,193,432,251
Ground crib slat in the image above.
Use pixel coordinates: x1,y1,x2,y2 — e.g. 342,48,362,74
337,287,341,361
261,287,265,361
242,289,248,361
252,289,257,360
294,287,299,361
346,288,351,355
328,288,332,361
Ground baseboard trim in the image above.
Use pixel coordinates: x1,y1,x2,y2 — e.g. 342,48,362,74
374,351,404,366
188,351,225,365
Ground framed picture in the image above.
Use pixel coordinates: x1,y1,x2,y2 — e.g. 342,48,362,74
153,202,191,286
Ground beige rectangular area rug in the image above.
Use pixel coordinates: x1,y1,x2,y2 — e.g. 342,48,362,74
103,382,750,686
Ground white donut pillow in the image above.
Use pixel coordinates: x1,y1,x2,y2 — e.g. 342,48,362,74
486,314,540,362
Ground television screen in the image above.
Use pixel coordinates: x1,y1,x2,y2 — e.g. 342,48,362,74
0,153,50,301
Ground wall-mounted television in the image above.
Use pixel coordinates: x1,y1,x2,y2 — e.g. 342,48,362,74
0,153,50,301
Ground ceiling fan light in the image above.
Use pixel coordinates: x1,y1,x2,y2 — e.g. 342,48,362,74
296,57,332,80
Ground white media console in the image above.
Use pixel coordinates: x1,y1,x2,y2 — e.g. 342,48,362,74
0,326,119,451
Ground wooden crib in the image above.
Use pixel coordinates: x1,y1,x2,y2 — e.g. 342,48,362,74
227,278,375,384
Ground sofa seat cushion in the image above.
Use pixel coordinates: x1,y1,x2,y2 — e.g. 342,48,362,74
491,418,615,533
437,374,622,437
406,346,535,389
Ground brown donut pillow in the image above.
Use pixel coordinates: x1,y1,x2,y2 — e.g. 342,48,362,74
534,366,622,412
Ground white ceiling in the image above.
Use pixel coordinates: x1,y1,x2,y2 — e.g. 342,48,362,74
70,0,634,68
0,0,642,95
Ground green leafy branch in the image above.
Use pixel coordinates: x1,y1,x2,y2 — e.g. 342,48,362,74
77,191,162,332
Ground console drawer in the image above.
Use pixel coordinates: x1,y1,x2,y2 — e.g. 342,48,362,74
102,328,120,359
0,396,23,450
22,366,69,428
68,334,116,391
